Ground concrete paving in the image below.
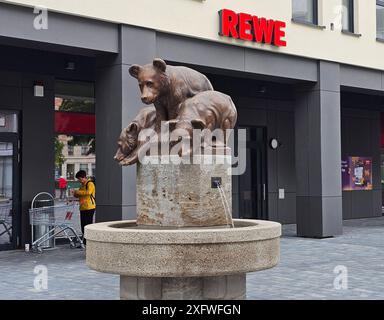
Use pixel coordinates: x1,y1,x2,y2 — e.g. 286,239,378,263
0,217,384,300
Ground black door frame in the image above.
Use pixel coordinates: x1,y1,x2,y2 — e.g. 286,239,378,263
237,125,268,220
0,128,21,251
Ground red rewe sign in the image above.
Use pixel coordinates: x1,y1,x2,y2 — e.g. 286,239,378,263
219,9,287,47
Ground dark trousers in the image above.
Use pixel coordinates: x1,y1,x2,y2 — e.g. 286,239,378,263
80,209,95,245
59,188,67,199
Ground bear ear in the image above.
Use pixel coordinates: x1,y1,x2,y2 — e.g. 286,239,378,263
126,122,139,133
167,119,178,131
129,65,141,79
191,119,206,130
153,58,167,73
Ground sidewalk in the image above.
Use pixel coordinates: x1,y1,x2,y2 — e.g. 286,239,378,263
1,217,384,300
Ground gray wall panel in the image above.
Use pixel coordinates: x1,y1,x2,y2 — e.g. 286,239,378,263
322,196,343,236
122,205,137,221
120,26,157,65
0,2,118,53
157,33,245,72
320,91,342,197
340,65,382,92
244,48,317,82
157,31,317,82
319,61,340,92
295,61,343,237
307,90,322,197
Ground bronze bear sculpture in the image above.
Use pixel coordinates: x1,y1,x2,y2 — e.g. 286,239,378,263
129,58,213,132
114,106,156,166
168,91,237,153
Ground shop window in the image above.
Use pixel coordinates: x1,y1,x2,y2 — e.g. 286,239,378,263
342,0,354,33
55,80,95,113
79,164,88,174
66,164,75,180
292,0,318,25
67,145,74,156
377,1,384,39
81,145,89,156
54,80,95,197
91,163,96,177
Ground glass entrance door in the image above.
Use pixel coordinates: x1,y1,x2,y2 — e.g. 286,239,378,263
0,135,19,250
238,126,268,220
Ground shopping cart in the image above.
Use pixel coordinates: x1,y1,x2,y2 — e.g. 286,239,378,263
29,192,85,253
0,201,12,242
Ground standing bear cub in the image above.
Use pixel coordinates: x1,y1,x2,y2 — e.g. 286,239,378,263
129,58,213,132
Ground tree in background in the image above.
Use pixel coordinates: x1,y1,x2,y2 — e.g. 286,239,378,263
54,136,65,174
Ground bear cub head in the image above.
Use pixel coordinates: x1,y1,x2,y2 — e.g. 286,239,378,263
129,58,169,105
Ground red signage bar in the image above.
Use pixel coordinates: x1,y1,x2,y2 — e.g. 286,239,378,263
219,9,287,47
55,111,95,135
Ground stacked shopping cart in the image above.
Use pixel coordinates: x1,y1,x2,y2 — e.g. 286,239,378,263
0,202,12,243
29,192,85,253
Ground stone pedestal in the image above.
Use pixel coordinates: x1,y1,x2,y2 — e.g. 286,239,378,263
120,274,246,300
136,155,232,227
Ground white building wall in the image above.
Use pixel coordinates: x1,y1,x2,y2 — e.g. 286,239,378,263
4,0,384,70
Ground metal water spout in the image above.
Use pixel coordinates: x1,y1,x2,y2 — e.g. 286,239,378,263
217,182,234,228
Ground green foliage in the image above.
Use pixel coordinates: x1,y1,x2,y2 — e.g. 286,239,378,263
58,98,95,113
54,137,65,168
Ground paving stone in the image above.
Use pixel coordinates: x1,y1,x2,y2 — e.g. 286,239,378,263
0,217,384,299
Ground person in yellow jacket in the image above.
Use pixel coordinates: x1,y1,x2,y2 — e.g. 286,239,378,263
73,170,95,245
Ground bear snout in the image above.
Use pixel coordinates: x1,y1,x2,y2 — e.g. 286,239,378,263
141,96,152,104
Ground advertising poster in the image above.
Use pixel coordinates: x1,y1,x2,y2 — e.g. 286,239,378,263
342,157,373,191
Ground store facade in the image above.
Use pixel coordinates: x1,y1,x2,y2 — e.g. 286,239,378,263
0,0,383,249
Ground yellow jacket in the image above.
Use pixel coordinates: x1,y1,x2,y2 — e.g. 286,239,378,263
74,179,96,211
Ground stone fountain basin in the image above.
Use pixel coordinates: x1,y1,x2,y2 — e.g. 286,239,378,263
85,219,281,278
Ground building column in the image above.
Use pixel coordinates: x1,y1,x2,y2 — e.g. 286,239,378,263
295,61,343,238
95,25,156,222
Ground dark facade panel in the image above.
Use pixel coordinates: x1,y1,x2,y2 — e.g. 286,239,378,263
267,110,278,192
0,70,22,87
351,191,374,219
278,192,296,224
234,96,296,225
276,111,296,194
21,81,55,245
0,85,22,108
341,106,382,219
268,192,278,221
